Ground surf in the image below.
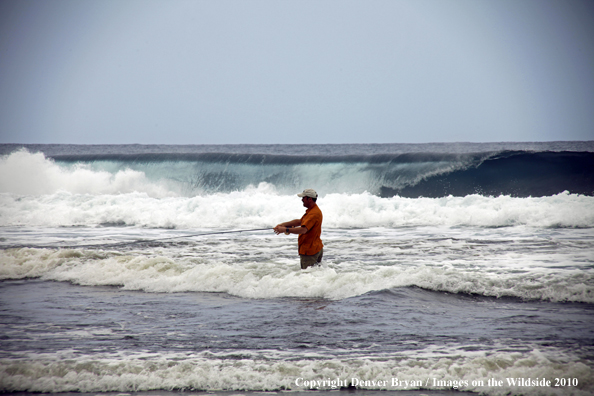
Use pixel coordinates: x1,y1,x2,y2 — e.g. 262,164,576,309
2,226,593,303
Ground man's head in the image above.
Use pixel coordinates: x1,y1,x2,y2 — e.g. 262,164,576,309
298,189,318,208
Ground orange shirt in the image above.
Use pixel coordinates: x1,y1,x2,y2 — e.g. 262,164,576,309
298,204,323,255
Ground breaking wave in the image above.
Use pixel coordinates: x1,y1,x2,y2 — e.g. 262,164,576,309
1,149,592,198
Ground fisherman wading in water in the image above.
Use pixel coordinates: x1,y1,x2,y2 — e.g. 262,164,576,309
274,189,324,269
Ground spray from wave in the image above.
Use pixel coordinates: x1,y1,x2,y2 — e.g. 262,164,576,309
0,150,176,197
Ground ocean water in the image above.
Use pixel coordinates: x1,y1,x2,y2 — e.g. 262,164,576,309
0,142,593,396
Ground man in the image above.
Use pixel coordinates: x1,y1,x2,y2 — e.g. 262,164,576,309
274,189,324,269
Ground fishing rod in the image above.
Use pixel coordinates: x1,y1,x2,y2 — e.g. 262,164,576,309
1,227,272,250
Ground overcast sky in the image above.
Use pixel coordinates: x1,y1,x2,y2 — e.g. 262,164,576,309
1,0,593,145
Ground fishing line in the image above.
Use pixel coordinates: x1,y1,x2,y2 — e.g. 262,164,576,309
1,228,272,250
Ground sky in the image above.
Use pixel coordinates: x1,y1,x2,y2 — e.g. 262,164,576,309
0,0,593,145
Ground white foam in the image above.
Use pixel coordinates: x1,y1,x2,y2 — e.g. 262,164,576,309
0,149,176,197
0,347,591,395
323,191,594,228
1,188,593,229
1,232,592,303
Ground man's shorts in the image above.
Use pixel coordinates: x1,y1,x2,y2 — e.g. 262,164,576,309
300,248,323,269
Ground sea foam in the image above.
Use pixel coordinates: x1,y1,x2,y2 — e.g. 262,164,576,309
1,245,592,303
0,149,176,197
1,187,593,228
0,348,591,395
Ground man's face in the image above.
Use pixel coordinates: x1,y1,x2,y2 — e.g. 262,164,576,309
302,196,311,208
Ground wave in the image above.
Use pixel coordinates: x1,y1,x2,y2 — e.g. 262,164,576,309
48,151,488,197
392,150,594,198
1,246,592,303
0,348,591,395
1,187,593,228
0,150,177,197
1,150,593,229
1,149,592,198
50,150,594,197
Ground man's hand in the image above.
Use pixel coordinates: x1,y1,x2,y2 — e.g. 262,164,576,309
273,225,286,235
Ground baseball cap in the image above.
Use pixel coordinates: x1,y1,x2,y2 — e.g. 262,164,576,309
297,189,318,199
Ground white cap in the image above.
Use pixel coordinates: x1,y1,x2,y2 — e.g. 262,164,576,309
297,189,318,199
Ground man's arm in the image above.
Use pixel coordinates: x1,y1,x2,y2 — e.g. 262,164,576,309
274,219,307,235
278,219,301,228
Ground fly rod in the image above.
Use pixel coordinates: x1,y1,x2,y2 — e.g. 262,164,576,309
1,228,272,250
